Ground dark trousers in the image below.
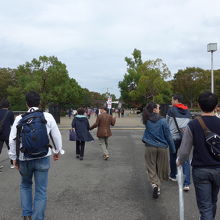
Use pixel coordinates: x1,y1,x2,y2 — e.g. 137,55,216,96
0,139,13,165
76,141,85,158
192,168,220,220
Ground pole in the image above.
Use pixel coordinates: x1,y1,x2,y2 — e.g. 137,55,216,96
177,166,184,220
211,51,214,93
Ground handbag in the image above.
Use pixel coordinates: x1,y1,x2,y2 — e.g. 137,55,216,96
69,129,76,141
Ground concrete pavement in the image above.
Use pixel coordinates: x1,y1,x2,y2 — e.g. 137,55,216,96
0,115,220,219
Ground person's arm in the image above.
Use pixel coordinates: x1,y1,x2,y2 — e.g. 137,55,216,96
176,126,193,166
8,116,20,168
111,116,116,126
163,120,176,153
47,114,63,159
10,111,15,126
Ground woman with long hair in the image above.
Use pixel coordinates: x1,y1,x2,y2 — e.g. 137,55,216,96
142,102,175,199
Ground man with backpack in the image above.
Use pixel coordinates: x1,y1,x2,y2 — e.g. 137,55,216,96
0,98,14,170
8,91,63,220
177,92,220,220
166,94,191,191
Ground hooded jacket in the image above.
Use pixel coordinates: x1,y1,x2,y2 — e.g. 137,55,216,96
142,113,176,153
166,104,191,140
72,115,94,142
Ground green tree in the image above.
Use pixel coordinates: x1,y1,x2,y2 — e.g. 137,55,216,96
118,49,172,106
0,68,16,100
172,67,210,107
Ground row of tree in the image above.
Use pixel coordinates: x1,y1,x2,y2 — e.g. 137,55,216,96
0,56,115,111
119,49,220,108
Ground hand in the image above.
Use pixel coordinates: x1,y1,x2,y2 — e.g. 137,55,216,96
53,152,61,161
13,160,19,170
176,159,181,167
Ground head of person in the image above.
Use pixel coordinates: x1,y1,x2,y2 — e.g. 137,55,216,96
142,102,160,124
77,107,85,115
171,94,183,106
198,92,218,113
0,98,10,109
26,91,40,108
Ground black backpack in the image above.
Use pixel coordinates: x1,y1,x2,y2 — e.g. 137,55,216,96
197,116,220,160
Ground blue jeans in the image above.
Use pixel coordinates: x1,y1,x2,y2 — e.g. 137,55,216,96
19,157,50,220
193,168,220,220
169,139,191,186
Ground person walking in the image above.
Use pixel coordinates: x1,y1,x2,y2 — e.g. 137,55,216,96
0,98,14,170
8,91,63,220
166,94,191,191
177,92,220,220
71,107,94,160
142,102,176,199
90,107,116,160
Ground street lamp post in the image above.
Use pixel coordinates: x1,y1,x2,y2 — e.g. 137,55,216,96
207,43,217,93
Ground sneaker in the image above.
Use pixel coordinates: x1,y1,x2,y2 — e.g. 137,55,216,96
10,165,15,169
76,155,80,159
79,157,83,160
169,176,177,182
157,188,161,195
152,184,159,199
183,185,190,192
0,165,4,169
103,154,109,160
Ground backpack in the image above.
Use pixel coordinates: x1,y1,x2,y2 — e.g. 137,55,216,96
17,110,50,158
197,116,220,160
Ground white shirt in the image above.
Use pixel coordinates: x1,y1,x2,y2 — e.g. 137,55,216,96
8,107,63,161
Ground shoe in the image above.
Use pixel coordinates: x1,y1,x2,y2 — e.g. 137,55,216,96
169,176,177,182
79,157,83,160
23,216,32,220
0,165,4,169
76,155,80,159
183,185,190,192
103,154,109,160
152,184,159,199
157,188,161,195
10,165,15,169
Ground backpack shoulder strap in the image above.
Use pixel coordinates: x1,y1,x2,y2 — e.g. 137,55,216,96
196,116,210,135
171,109,182,135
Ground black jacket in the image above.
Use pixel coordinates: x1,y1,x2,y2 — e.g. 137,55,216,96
0,109,14,140
72,115,94,142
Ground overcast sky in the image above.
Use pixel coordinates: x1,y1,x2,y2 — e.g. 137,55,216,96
1,0,220,98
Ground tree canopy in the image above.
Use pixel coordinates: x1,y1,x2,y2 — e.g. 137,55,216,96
1,56,116,111
118,49,172,107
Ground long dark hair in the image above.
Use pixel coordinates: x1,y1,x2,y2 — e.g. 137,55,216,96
142,102,158,124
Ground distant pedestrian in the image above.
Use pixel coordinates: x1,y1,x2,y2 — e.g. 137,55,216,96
142,102,175,199
8,91,63,220
95,108,99,117
0,98,14,170
90,107,116,160
166,94,191,191
71,108,94,160
177,92,220,220
121,108,125,117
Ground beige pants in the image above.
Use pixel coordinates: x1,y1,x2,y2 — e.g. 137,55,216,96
145,146,168,187
99,137,109,155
